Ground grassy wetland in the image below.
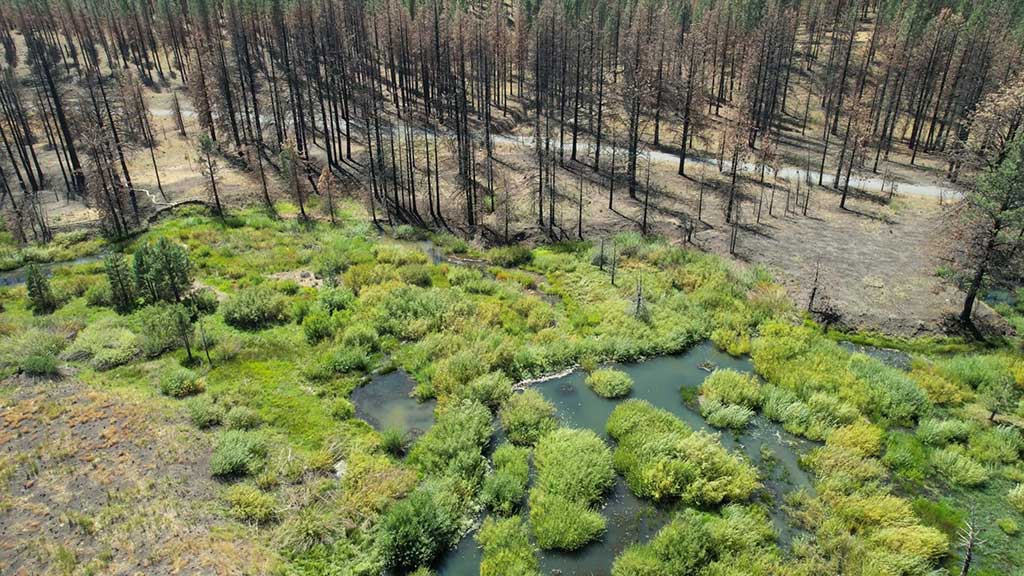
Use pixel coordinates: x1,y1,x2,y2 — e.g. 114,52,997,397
1,200,1022,575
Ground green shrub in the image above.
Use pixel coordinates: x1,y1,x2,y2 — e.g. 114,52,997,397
500,389,558,446
133,304,183,358
84,281,112,307
849,354,929,426
827,421,884,457
210,430,268,477
318,286,355,313
329,397,355,420
224,483,277,524
938,354,1011,390
607,401,758,505
477,516,538,576
997,517,1020,535
189,287,219,315
529,428,613,550
916,418,972,446
306,347,370,380
276,504,341,554
534,428,614,505
487,245,533,267
225,406,261,430
381,427,407,456
22,353,59,375
160,367,204,398
586,368,633,398
1008,483,1024,514
408,399,493,484
528,489,606,551
186,396,224,429
62,318,137,371
702,399,754,429
967,425,1022,465
26,264,58,314
302,308,334,343
606,399,689,439
700,369,762,408
467,372,513,410
222,285,286,330
378,481,461,572
399,264,433,287
341,324,379,351
1,328,66,376
481,469,527,516
930,448,989,487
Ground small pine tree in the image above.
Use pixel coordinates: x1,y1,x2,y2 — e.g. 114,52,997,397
133,239,193,304
317,166,337,225
173,304,195,364
25,264,56,314
104,253,136,313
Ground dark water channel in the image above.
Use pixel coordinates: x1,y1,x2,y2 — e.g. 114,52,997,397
353,342,816,575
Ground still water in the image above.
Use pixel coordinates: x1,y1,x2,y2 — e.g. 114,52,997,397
354,342,815,575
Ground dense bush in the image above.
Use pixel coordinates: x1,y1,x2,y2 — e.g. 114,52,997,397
62,318,137,370
134,304,184,358
224,483,277,524
466,371,513,410
702,399,754,429
0,328,66,376
26,264,58,314
883,431,929,482
848,354,930,426
481,444,530,515
487,245,533,268
827,421,884,458
529,489,606,550
226,406,262,430
916,418,972,446
318,286,355,313
407,399,493,484
210,430,268,477
306,346,371,380
585,368,633,398
160,367,204,397
222,285,286,330
909,366,968,406
378,480,461,572
1009,483,1024,514
607,400,758,505
189,287,219,315
534,428,614,505
529,428,614,550
341,324,379,351
611,507,781,576
699,369,762,408
477,516,538,576
302,308,334,343
499,389,557,446
187,396,224,429
930,448,989,487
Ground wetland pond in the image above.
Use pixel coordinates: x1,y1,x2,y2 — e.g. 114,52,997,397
353,342,817,575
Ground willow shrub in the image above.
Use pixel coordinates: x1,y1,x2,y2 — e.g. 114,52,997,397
378,479,462,572
481,444,530,516
222,285,287,330
930,447,990,487
499,390,557,446
607,400,758,505
529,428,614,550
407,399,492,486
1009,484,1024,514
585,368,633,398
477,516,538,576
699,369,762,408
611,507,781,576
916,418,973,446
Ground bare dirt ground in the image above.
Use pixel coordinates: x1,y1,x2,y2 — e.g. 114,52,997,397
0,376,275,575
